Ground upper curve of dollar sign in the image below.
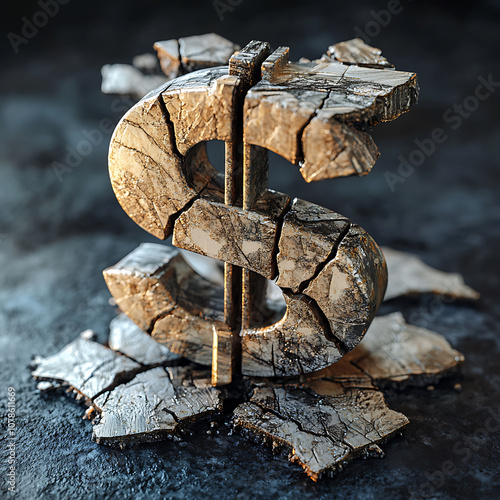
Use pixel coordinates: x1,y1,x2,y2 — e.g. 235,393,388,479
104,40,419,383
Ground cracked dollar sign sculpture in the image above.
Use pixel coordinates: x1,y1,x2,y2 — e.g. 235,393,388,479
104,39,418,385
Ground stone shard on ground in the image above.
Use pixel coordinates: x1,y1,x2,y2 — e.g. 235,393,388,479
382,247,480,301
108,313,180,364
32,329,222,447
233,385,408,481
32,337,141,400
93,366,222,446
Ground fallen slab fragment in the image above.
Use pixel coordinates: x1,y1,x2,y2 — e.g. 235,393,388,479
108,313,181,365
382,247,480,301
233,385,408,481
32,329,222,447
93,366,222,447
32,337,141,400
310,312,465,388
132,53,160,73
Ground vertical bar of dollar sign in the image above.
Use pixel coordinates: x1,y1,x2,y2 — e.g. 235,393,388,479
212,41,271,386
241,47,290,331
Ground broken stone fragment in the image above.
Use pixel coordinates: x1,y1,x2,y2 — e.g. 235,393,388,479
93,366,222,446
241,293,343,377
32,337,141,400
32,329,222,447
154,33,239,77
303,224,387,351
103,243,223,332
103,242,223,366
178,33,240,72
382,247,480,301
327,38,394,68
348,312,465,386
233,385,408,481
276,198,349,292
243,46,417,181
162,67,239,155
300,118,379,181
108,85,220,239
153,39,181,77
101,64,168,100
173,191,290,280
151,307,215,366
132,53,160,73
108,313,180,364
103,243,186,332
33,308,465,474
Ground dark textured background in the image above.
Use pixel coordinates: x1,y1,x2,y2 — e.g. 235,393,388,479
1,0,499,498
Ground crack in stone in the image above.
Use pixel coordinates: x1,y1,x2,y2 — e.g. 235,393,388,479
295,90,330,162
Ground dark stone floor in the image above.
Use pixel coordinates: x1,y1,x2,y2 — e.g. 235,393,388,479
1,0,499,498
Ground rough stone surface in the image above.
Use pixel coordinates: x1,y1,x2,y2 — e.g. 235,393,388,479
103,243,224,366
300,118,379,181
244,52,417,181
382,247,480,301
179,33,240,71
32,337,141,401
303,224,387,351
93,366,222,446
233,385,408,481
162,67,238,155
108,313,180,364
108,90,215,239
153,39,181,77
310,312,465,388
241,293,343,377
327,38,394,68
173,191,289,280
101,64,167,100
31,309,464,479
153,34,239,77
276,198,350,292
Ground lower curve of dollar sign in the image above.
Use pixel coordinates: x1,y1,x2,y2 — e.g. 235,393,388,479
104,39,419,386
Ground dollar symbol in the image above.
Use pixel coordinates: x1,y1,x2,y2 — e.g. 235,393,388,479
105,40,417,385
